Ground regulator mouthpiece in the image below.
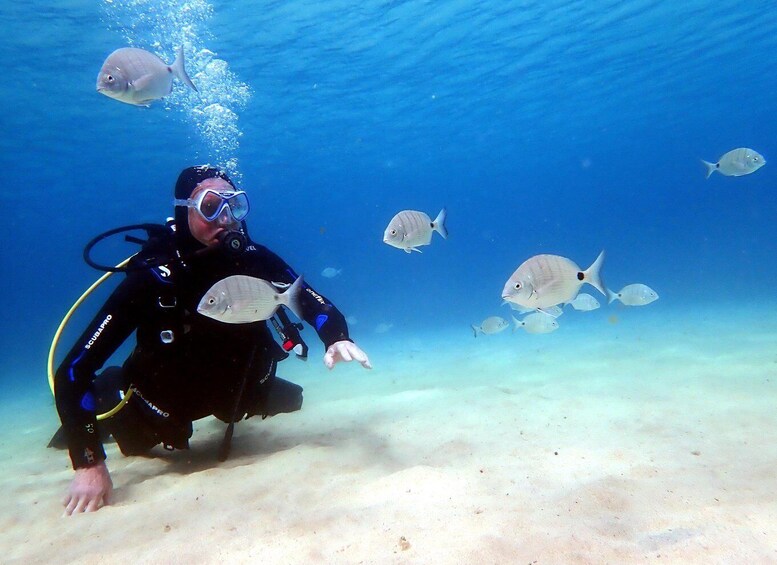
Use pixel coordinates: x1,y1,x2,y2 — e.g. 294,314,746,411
218,229,247,256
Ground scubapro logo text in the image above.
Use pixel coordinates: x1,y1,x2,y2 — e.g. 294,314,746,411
85,315,112,350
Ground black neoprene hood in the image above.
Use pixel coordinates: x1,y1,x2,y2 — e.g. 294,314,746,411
173,165,236,250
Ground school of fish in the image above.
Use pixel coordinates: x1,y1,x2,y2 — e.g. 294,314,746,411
93,45,759,340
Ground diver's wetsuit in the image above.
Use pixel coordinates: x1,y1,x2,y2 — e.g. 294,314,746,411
54,228,349,470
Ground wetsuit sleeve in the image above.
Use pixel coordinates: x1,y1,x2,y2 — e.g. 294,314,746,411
248,245,350,348
54,272,147,469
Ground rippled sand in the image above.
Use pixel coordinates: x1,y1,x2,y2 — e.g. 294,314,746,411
3,306,776,564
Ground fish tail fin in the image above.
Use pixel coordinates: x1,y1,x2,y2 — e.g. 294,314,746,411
172,45,198,92
584,250,607,297
701,159,717,179
511,315,521,334
471,325,479,338
606,288,618,304
283,276,305,320
432,208,448,239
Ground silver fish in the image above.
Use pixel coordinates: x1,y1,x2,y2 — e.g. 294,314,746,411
502,251,606,312
511,313,559,334
374,322,394,333
96,46,197,106
607,284,659,306
321,267,342,278
197,275,303,324
701,148,765,179
564,293,600,311
383,209,448,253
471,316,509,337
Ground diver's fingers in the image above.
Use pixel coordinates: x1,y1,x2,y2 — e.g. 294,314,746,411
347,345,365,362
63,494,76,516
350,348,371,368
85,497,101,513
323,349,335,370
346,343,372,369
338,346,354,362
73,495,89,514
325,341,371,369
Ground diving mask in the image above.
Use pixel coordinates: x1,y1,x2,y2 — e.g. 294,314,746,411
174,189,250,222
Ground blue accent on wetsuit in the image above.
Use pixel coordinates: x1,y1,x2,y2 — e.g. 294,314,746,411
80,392,96,412
68,351,86,382
315,314,328,330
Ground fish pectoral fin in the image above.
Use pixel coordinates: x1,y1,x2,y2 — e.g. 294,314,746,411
536,307,560,319
131,73,157,91
410,247,423,253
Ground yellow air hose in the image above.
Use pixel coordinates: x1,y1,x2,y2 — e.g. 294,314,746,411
47,257,135,420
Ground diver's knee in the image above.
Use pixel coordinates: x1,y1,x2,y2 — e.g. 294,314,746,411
263,377,303,416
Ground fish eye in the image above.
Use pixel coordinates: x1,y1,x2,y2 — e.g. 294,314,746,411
514,282,522,290
390,229,397,236
107,75,114,82
207,297,216,305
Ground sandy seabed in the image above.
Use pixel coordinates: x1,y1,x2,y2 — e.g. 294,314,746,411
2,305,776,564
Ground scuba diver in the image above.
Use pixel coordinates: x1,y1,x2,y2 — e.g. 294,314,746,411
51,165,371,515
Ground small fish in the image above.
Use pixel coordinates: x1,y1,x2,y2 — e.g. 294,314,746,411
502,251,606,312
471,316,509,337
564,293,600,311
701,148,765,179
374,322,394,334
383,208,448,253
511,313,559,334
96,46,197,106
321,267,342,278
607,284,659,306
197,275,303,324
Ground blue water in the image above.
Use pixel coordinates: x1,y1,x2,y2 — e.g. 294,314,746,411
2,0,776,388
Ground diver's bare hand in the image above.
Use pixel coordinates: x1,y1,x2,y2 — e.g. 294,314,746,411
324,340,372,370
63,461,113,515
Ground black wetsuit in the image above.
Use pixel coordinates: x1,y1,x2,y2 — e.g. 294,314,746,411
54,227,349,469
